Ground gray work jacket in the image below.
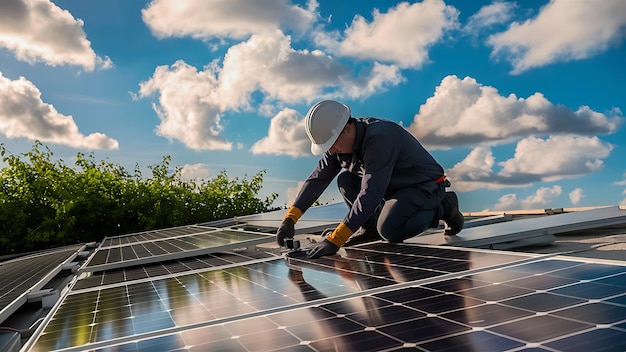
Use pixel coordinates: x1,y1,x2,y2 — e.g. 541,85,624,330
293,117,445,232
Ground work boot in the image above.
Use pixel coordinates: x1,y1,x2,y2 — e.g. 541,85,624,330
344,226,382,247
442,192,464,235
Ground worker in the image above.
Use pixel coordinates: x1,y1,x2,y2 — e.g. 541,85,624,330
276,100,463,259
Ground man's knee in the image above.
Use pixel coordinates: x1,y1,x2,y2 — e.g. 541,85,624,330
378,210,435,242
337,171,361,201
337,171,359,188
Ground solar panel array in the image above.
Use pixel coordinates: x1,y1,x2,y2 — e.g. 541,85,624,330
28,239,626,352
0,245,82,322
82,228,274,272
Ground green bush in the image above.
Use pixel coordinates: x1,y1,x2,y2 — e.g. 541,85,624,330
0,142,278,255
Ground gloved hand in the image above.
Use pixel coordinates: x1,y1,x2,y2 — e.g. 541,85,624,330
307,239,339,259
276,218,295,246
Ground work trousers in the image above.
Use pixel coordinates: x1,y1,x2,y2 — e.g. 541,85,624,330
337,171,446,242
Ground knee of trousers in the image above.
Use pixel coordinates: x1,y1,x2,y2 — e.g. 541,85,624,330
378,211,435,242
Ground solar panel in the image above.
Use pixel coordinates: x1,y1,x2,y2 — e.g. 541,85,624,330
29,244,538,351
29,242,626,352
81,229,274,272
0,245,82,323
409,205,626,249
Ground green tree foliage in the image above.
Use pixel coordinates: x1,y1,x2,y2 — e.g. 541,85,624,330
0,142,278,255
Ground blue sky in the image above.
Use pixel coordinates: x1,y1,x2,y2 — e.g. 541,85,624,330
0,0,625,212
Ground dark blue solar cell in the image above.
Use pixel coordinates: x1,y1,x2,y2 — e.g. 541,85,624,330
489,315,593,343
285,317,365,341
441,303,534,327
549,282,625,299
344,304,426,327
606,294,626,306
551,302,626,324
378,317,470,343
457,283,535,301
501,292,586,312
545,328,626,352
547,263,626,281
506,259,581,274
418,330,525,352
504,274,578,290
404,294,484,314
594,273,626,287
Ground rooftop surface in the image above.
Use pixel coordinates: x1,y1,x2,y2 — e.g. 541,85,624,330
2,203,626,352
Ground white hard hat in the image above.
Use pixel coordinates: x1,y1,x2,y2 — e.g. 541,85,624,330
305,100,351,155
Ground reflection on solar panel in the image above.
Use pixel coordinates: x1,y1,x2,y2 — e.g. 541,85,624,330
0,245,82,323
81,229,274,272
73,249,275,291
34,242,626,352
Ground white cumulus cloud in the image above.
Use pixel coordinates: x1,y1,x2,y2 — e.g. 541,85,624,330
0,72,118,149
0,0,111,71
492,185,562,211
137,60,232,151
137,31,403,151
142,0,318,41
315,0,459,69
464,2,516,34
499,136,613,179
488,0,626,74
180,163,211,181
569,188,583,205
407,75,622,148
448,136,613,192
251,108,310,157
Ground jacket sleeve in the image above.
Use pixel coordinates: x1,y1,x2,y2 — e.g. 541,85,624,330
288,152,342,221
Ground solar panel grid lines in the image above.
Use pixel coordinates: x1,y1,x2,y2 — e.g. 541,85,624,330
0,245,83,322
100,225,217,248
81,230,275,273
